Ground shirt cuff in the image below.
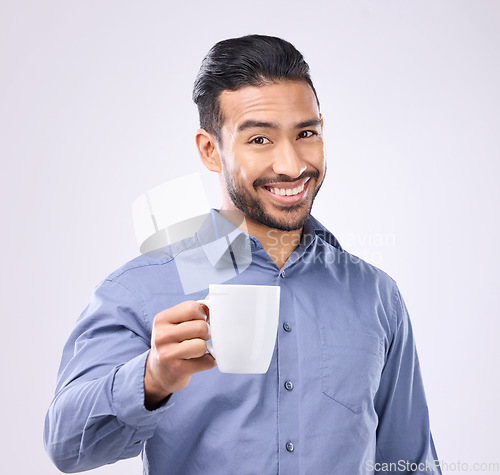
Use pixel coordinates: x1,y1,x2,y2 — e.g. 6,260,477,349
112,350,172,427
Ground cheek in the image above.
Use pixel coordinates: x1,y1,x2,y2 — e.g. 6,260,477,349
230,157,259,187
303,144,325,174
314,145,326,170
236,166,256,185
319,154,327,175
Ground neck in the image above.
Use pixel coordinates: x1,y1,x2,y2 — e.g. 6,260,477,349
219,209,303,269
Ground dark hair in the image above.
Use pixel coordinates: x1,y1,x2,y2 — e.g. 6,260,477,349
192,34,319,143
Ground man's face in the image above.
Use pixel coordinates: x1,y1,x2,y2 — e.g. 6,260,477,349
216,81,326,232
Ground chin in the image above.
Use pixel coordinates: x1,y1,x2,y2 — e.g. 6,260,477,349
260,204,312,232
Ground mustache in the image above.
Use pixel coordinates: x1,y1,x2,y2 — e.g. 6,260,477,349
253,170,319,189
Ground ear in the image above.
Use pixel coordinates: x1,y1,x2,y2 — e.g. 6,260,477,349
195,129,222,173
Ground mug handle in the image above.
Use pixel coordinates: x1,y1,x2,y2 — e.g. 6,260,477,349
196,299,215,358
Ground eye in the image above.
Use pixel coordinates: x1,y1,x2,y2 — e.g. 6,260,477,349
297,130,317,139
249,136,271,145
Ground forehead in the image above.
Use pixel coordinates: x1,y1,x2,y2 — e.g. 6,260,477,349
218,81,320,132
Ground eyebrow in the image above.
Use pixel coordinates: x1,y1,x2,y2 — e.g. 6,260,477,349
237,118,322,133
295,119,322,129
237,120,279,132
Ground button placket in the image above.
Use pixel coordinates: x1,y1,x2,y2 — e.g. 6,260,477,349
277,277,298,472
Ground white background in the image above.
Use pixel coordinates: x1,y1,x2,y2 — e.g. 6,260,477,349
1,1,499,474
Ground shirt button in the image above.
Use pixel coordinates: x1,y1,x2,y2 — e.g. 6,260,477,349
280,270,286,278
283,322,292,332
286,441,294,452
284,380,294,391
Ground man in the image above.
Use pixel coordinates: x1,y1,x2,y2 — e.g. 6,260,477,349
45,35,441,474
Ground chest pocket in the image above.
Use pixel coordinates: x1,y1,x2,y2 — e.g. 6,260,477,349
320,328,384,414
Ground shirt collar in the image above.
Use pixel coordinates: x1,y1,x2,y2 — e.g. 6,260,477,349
196,210,250,268
196,209,342,268
303,214,343,252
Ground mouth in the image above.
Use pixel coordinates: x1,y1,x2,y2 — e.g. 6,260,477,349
261,177,311,204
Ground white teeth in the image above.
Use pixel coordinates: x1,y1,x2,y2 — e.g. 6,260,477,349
267,183,305,197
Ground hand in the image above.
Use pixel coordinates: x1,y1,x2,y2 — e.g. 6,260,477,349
144,300,215,410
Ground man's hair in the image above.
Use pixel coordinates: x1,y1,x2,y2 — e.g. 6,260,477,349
192,34,319,143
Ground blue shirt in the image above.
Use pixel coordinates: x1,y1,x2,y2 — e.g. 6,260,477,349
44,209,441,474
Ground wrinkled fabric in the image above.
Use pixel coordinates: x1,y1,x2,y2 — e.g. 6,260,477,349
45,209,440,474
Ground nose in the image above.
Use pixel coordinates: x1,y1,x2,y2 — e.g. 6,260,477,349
271,140,307,179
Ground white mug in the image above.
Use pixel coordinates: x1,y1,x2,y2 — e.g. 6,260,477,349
198,284,280,374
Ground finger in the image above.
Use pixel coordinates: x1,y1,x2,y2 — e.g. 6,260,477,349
154,320,210,346
198,294,210,320
179,353,217,374
161,338,210,361
175,320,211,342
155,300,208,325
198,303,209,322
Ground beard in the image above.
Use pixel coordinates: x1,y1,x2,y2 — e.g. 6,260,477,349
222,166,325,232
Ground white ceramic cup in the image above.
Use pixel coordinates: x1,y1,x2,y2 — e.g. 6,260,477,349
197,284,281,374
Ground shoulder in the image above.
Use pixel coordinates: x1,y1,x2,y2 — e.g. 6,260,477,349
103,235,199,291
309,215,397,296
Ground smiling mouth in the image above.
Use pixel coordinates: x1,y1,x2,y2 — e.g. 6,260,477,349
264,182,306,197
260,177,311,203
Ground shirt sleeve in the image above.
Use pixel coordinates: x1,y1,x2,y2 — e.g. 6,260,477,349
44,278,171,473
374,282,442,474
